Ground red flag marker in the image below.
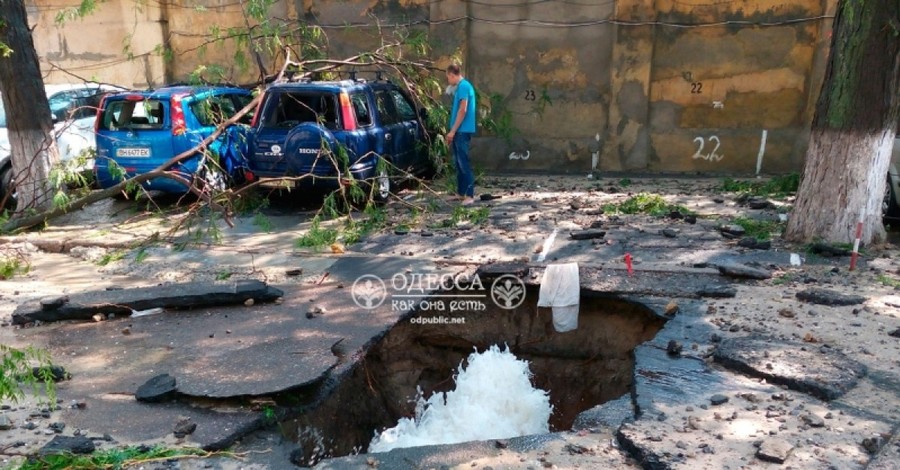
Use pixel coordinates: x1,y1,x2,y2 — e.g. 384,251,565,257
624,253,634,276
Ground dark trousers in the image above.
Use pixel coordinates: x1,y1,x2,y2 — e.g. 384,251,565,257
452,132,475,197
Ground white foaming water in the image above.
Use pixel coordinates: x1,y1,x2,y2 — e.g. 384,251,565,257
368,345,551,453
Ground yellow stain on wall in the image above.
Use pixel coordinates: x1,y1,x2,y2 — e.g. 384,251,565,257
526,48,588,88
651,67,807,104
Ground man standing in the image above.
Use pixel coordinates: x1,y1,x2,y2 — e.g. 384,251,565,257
446,64,477,205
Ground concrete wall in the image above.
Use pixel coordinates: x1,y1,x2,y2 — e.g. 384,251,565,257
26,0,837,174
27,0,167,87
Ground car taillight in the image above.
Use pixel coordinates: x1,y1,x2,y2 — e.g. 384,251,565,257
94,95,106,133
171,97,186,136
124,94,144,102
340,92,357,131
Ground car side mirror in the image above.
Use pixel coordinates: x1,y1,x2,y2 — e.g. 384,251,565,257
51,114,59,124
418,107,428,122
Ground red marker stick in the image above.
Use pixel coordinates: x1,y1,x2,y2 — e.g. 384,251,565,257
624,253,634,276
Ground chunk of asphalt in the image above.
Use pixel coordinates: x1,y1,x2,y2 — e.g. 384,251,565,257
39,435,96,455
697,285,737,298
616,423,673,470
719,224,746,237
710,394,729,406
738,238,772,250
32,365,69,382
569,229,606,240
474,261,530,279
13,280,284,325
174,418,197,438
39,295,69,311
796,288,866,306
747,198,774,210
713,335,867,400
717,262,772,280
756,438,793,464
135,374,178,403
808,242,851,257
738,237,758,248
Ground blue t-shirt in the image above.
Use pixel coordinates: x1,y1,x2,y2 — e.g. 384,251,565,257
450,78,477,134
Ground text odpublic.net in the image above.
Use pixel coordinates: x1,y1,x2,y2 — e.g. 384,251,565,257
409,315,467,325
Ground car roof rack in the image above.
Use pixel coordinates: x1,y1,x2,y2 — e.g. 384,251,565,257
283,68,392,84
157,81,242,89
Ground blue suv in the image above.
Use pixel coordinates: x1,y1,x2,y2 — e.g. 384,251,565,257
246,79,435,200
94,86,253,194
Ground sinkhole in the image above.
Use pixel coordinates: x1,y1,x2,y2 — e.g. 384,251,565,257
280,287,666,466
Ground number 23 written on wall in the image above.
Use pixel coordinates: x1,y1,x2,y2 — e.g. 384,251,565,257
692,136,723,162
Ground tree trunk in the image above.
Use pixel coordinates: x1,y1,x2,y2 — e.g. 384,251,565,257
785,0,900,246
0,0,59,213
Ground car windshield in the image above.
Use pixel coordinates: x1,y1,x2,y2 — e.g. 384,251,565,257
263,92,339,130
100,99,166,130
0,99,6,128
190,93,254,127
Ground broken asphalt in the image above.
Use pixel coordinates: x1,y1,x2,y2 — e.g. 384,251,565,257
0,175,897,469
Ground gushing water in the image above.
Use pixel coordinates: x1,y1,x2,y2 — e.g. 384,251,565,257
368,345,552,453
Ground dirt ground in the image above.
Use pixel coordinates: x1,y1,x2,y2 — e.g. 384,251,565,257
0,175,898,469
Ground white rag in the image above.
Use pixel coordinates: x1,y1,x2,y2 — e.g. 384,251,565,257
537,262,580,332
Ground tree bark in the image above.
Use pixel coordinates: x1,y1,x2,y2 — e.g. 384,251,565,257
785,0,900,245
0,0,60,213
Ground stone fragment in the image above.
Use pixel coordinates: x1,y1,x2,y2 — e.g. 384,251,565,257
756,438,793,463
135,374,178,403
796,288,865,306
718,262,771,280
710,394,729,406
40,435,96,455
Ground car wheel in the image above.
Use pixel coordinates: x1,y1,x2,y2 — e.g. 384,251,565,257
0,164,17,212
200,166,227,193
884,175,900,219
352,159,393,208
374,167,392,202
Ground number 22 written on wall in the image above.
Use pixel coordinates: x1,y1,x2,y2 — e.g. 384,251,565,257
692,136,723,162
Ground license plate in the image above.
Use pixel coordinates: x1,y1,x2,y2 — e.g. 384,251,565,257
116,147,151,158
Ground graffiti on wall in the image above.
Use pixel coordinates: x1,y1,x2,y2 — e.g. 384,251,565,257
692,136,724,162
509,150,531,161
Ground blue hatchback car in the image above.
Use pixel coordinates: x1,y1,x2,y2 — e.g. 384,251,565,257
94,86,253,194
246,78,434,200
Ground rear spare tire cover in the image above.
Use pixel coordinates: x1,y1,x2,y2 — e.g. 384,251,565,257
283,123,339,176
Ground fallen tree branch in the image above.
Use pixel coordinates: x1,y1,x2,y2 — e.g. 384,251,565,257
5,41,446,234
1,94,263,233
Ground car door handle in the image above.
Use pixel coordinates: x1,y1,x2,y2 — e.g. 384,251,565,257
385,133,392,141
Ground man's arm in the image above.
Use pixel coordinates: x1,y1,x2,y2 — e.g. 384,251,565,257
448,98,467,143
450,99,468,134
